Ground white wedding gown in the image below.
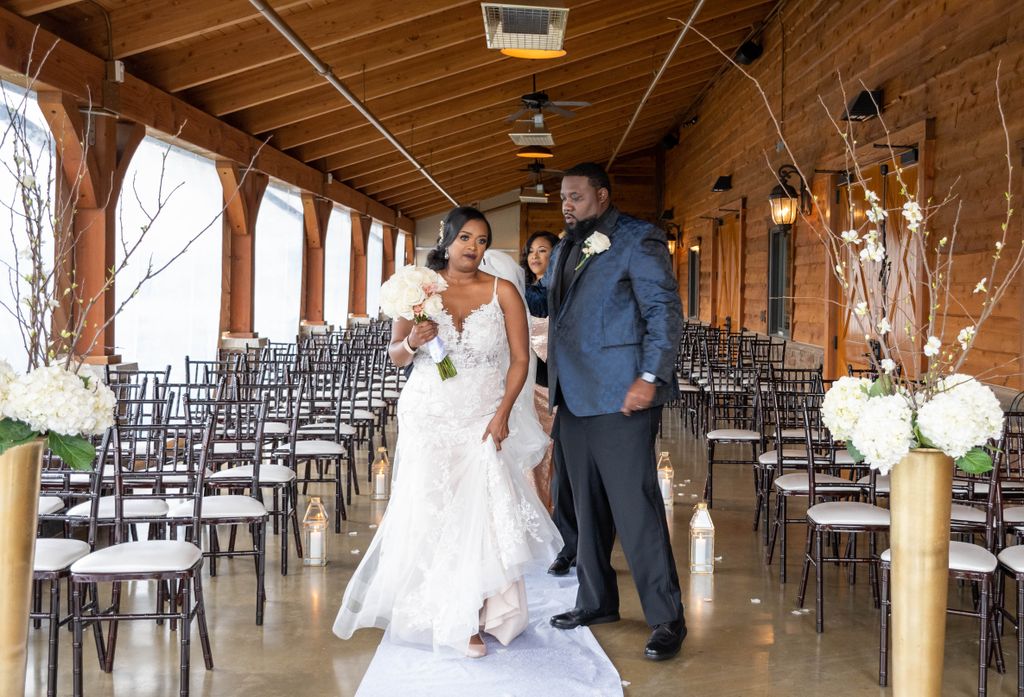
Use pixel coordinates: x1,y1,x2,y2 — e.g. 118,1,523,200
334,276,562,653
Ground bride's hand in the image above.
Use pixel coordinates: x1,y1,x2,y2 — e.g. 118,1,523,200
408,320,438,349
482,413,510,451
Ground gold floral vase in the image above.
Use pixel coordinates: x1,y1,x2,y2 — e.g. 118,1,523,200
889,448,953,697
0,439,45,697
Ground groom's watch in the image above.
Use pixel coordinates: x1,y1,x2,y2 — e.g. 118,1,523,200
640,372,658,384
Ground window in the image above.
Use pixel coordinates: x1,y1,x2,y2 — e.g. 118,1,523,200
767,225,792,337
323,206,352,329
254,182,303,342
365,221,383,316
687,247,700,319
116,137,223,376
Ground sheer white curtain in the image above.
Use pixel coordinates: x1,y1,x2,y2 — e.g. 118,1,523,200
366,221,383,317
0,83,52,371
254,182,303,342
115,138,223,378
324,205,351,328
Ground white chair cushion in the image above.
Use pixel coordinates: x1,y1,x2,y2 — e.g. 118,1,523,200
34,538,91,572
999,545,1024,573
209,464,295,484
263,421,290,435
950,503,986,524
71,540,202,574
1004,506,1024,525
773,473,860,493
209,442,257,455
168,495,267,519
757,448,807,465
67,496,169,519
356,389,400,400
707,428,760,441
341,398,387,409
856,474,890,494
807,501,890,527
38,496,65,515
298,423,356,437
884,541,996,574
678,383,700,393
286,440,345,457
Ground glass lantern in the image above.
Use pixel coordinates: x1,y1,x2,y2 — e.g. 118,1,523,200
689,501,715,574
303,496,328,567
370,447,391,501
657,451,675,507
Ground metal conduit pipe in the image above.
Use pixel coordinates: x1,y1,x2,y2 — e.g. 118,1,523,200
607,0,706,168
248,0,459,209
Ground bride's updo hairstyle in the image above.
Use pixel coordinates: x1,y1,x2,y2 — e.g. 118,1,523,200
426,206,493,271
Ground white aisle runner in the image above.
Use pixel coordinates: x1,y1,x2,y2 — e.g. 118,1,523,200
354,567,624,697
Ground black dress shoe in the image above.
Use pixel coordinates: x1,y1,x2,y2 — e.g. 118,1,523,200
550,608,620,630
644,619,686,661
547,556,576,576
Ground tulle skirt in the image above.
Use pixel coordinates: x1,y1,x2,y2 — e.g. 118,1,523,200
333,369,562,653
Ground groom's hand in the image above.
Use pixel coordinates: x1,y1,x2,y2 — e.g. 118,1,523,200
620,378,655,416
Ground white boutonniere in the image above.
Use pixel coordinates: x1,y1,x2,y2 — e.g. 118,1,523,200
575,231,611,270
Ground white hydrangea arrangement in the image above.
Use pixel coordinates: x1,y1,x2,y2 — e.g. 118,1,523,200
0,359,115,470
379,265,456,380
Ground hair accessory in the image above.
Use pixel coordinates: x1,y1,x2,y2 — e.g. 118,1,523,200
437,219,446,244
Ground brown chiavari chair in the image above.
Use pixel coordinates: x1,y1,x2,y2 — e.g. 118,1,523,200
69,419,215,697
702,366,764,513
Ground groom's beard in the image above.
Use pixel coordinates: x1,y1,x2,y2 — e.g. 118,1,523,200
564,215,599,243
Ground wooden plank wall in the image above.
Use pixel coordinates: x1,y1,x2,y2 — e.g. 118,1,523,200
665,0,1024,387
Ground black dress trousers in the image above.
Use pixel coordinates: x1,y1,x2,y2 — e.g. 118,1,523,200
557,403,682,627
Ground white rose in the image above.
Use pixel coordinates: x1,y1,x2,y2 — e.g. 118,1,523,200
585,232,611,255
420,294,444,318
0,358,16,414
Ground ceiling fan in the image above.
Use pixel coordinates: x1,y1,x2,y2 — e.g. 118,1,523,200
505,75,591,122
518,160,563,204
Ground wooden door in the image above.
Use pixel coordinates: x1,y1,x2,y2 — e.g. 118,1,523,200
834,158,919,373
713,211,743,330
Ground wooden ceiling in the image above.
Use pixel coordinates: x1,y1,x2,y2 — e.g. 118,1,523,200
5,0,777,220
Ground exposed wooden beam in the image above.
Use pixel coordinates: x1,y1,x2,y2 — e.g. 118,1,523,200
133,0,475,92
238,0,740,135
318,60,722,187
0,8,413,231
253,4,764,145
1,0,81,16
110,0,311,58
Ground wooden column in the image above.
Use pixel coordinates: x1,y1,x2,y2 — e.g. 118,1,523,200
38,91,145,364
404,231,416,268
349,211,371,317
217,161,268,338
300,193,331,325
381,224,398,283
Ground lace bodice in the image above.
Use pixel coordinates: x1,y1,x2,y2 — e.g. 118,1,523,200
413,282,508,374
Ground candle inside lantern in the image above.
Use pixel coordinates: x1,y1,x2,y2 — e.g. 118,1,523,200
370,447,392,501
656,451,674,507
302,496,329,567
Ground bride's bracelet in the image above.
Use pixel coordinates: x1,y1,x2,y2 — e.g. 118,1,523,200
401,336,417,355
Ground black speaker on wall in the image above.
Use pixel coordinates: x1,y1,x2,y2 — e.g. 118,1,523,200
659,130,680,150
734,39,763,65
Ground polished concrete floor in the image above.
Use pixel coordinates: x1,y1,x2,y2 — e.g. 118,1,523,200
25,408,1017,696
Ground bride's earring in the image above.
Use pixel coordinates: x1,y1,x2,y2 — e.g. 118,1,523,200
444,247,450,259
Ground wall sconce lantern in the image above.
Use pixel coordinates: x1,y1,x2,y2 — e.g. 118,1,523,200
711,175,732,192
660,208,681,255
768,164,811,227
841,89,884,122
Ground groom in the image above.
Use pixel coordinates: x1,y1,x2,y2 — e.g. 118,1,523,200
540,162,686,660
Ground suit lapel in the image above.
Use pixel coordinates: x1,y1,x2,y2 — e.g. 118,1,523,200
557,207,619,320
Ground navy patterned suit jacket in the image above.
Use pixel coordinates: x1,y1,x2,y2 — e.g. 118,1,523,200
536,207,682,417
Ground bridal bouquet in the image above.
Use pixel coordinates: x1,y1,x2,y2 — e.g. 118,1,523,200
0,360,115,470
379,266,457,380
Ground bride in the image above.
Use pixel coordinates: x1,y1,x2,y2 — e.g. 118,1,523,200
333,206,562,657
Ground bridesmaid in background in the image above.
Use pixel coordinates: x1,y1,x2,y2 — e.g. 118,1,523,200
521,230,559,511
